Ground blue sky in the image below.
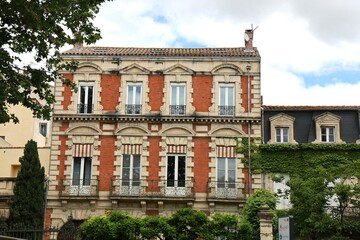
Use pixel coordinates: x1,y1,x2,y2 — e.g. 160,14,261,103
92,0,360,105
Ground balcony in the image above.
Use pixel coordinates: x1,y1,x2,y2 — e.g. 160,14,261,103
169,105,186,115
59,179,99,198
207,181,245,201
110,178,194,199
77,104,94,114
125,104,142,115
219,106,235,116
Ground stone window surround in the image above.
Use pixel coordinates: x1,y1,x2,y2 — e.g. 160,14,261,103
117,74,151,115
69,72,102,114
210,75,244,116
268,113,296,144
313,112,344,144
160,74,195,115
208,137,245,187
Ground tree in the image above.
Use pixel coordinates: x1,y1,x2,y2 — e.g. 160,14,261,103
8,140,46,228
241,189,277,240
140,215,175,240
168,208,211,240
0,0,111,123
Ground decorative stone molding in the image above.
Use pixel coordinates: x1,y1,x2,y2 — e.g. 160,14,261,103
209,64,245,116
117,64,151,115
268,113,296,144
313,112,344,143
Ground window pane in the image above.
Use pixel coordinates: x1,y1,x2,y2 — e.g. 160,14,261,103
227,87,234,106
218,158,225,170
128,86,134,104
220,87,226,105
72,158,81,185
135,86,141,104
321,127,327,142
228,158,236,170
179,86,185,105
123,155,131,167
283,128,289,142
167,156,175,187
83,158,92,185
329,127,335,142
178,156,186,187
171,86,177,105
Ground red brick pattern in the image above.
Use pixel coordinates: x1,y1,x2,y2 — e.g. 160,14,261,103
241,75,253,112
192,75,212,112
98,136,116,191
58,136,67,180
101,74,120,110
193,137,211,193
62,74,73,110
148,137,161,192
148,75,164,111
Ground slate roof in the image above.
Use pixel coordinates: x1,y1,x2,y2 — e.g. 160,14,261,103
62,46,260,58
263,105,360,111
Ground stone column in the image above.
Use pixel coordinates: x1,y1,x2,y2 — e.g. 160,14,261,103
258,206,273,240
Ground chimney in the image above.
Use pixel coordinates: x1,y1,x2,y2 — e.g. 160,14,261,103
244,29,254,49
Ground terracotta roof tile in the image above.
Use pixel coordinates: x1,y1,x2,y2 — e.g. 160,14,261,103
62,46,260,58
263,105,360,111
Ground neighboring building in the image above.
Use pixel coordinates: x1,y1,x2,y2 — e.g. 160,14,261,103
46,30,262,227
262,105,360,209
262,105,360,144
0,98,52,217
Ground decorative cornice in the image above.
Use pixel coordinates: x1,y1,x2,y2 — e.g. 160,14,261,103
52,114,261,124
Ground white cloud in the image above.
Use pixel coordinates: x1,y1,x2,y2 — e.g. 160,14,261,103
92,0,360,105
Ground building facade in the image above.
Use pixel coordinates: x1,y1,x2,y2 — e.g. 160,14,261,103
262,105,360,209
46,32,262,227
0,98,51,217
262,105,360,144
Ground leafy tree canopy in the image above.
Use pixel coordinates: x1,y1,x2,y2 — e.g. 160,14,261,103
0,0,111,123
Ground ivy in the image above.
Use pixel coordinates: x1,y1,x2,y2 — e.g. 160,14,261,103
251,143,360,177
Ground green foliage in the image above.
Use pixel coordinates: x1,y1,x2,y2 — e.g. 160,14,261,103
79,216,116,240
168,208,211,240
107,211,141,240
209,213,253,240
140,216,175,240
0,0,111,123
8,140,45,228
253,143,360,239
242,189,277,239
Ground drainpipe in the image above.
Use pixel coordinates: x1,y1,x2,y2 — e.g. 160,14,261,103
247,64,252,196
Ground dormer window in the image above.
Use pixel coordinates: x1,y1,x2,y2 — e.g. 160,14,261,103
321,126,335,143
313,112,343,144
276,127,289,143
268,113,296,144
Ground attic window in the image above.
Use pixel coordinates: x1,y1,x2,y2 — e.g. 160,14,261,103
93,47,110,53
151,49,168,54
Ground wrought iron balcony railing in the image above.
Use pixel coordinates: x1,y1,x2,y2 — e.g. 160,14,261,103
110,178,194,198
125,104,142,115
219,106,235,116
169,105,186,115
207,181,245,199
77,104,94,114
59,178,99,197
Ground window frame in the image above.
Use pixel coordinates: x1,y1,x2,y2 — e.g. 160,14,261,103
166,154,186,188
71,157,92,186
39,123,47,137
217,157,236,188
218,83,235,116
77,83,94,114
275,127,289,143
126,83,142,115
121,154,141,187
169,83,186,115
321,126,335,143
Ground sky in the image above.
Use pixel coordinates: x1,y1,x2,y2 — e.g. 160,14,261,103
89,0,360,106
